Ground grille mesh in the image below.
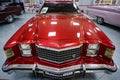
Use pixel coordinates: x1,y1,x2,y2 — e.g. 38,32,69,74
36,45,82,63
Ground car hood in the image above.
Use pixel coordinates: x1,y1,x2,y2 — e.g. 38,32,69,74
37,14,83,40
18,13,113,48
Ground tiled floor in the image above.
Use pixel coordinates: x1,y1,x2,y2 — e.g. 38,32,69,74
0,13,120,80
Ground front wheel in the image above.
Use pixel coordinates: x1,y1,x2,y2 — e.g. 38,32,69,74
6,15,14,23
21,10,24,15
96,17,104,24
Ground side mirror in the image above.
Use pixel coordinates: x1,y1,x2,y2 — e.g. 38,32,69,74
80,10,84,13
35,9,39,14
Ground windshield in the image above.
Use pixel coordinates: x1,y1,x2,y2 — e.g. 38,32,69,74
40,3,78,14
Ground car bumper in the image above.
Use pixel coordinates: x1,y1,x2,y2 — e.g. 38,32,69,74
2,63,117,78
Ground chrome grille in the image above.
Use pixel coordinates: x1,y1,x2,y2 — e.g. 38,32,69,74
36,45,82,64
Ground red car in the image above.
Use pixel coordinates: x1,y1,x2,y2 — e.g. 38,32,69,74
2,0,117,79
0,3,22,23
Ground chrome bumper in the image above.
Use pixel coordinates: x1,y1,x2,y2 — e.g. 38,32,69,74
2,63,117,78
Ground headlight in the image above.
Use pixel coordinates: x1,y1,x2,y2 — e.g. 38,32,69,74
5,48,14,58
86,44,99,56
20,44,30,49
19,44,32,56
88,44,99,49
105,48,115,58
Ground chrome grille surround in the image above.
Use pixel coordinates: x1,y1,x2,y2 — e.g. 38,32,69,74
36,44,83,64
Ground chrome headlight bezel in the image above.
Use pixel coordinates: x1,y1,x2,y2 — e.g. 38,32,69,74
86,44,100,57
19,44,32,57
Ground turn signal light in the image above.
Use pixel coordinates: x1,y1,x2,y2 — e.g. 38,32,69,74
105,48,115,58
5,48,14,58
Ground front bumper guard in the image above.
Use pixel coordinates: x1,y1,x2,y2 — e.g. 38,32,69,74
2,63,117,78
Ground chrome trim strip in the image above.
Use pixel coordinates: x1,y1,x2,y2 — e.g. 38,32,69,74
36,44,83,51
32,64,36,71
38,57,80,64
82,64,86,71
37,64,82,73
3,63,117,73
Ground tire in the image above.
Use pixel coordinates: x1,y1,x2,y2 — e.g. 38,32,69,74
6,15,14,23
21,10,24,15
96,17,104,24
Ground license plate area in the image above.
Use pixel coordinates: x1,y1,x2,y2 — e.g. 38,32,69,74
44,71,74,77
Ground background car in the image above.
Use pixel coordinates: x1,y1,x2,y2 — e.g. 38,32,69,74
0,2,23,23
87,5,120,27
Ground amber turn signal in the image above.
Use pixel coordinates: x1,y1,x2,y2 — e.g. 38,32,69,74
105,48,115,58
5,48,14,58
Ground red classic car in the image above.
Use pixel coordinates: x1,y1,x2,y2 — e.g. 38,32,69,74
2,0,117,79
0,3,22,23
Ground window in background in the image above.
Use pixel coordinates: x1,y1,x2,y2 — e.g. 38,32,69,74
104,0,111,3
98,0,118,4
112,0,117,4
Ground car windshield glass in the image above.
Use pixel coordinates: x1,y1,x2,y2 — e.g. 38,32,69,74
40,3,78,14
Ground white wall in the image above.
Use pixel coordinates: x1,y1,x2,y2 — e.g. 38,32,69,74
118,0,120,5
78,0,93,5
76,0,94,14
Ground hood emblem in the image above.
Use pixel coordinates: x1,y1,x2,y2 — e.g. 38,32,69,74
72,54,76,58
